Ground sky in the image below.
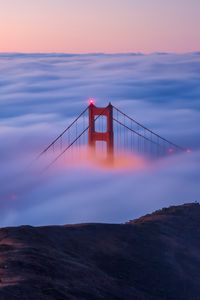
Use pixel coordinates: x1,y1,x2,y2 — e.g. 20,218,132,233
0,52,200,227
0,0,200,53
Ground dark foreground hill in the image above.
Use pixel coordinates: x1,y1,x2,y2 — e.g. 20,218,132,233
1,203,200,300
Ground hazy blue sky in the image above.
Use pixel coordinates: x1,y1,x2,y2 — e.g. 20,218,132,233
0,0,199,52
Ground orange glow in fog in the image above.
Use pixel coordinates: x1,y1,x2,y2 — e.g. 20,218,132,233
50,146,148,172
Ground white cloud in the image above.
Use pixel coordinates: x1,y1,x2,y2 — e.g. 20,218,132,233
0,53,200,226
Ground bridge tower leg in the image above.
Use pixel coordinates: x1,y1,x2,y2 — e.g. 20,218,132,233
88,102,114,163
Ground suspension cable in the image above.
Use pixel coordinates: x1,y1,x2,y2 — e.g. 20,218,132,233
36,106,89,159
44,106,108,170
113,118,169,151
113,105,185,151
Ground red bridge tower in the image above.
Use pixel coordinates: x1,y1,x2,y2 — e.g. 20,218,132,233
88,102,114,162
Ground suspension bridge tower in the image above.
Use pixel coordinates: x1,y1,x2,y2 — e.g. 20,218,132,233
88,101,114,163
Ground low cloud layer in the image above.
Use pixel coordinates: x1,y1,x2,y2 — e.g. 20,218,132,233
0,53,200,227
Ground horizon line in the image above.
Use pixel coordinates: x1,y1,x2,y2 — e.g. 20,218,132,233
0,51,200,56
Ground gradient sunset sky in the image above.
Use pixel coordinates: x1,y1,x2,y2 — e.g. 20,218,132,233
0,0,200,53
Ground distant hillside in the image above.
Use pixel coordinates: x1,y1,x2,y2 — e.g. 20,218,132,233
0,203,200,300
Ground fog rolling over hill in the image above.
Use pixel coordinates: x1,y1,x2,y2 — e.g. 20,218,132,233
0,203,200,300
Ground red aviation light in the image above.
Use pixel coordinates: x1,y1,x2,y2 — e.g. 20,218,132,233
89,98,95,105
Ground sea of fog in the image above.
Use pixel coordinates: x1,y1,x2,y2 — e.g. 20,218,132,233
0,52,200,226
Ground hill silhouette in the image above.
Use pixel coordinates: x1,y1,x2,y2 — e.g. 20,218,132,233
0,203,200,300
